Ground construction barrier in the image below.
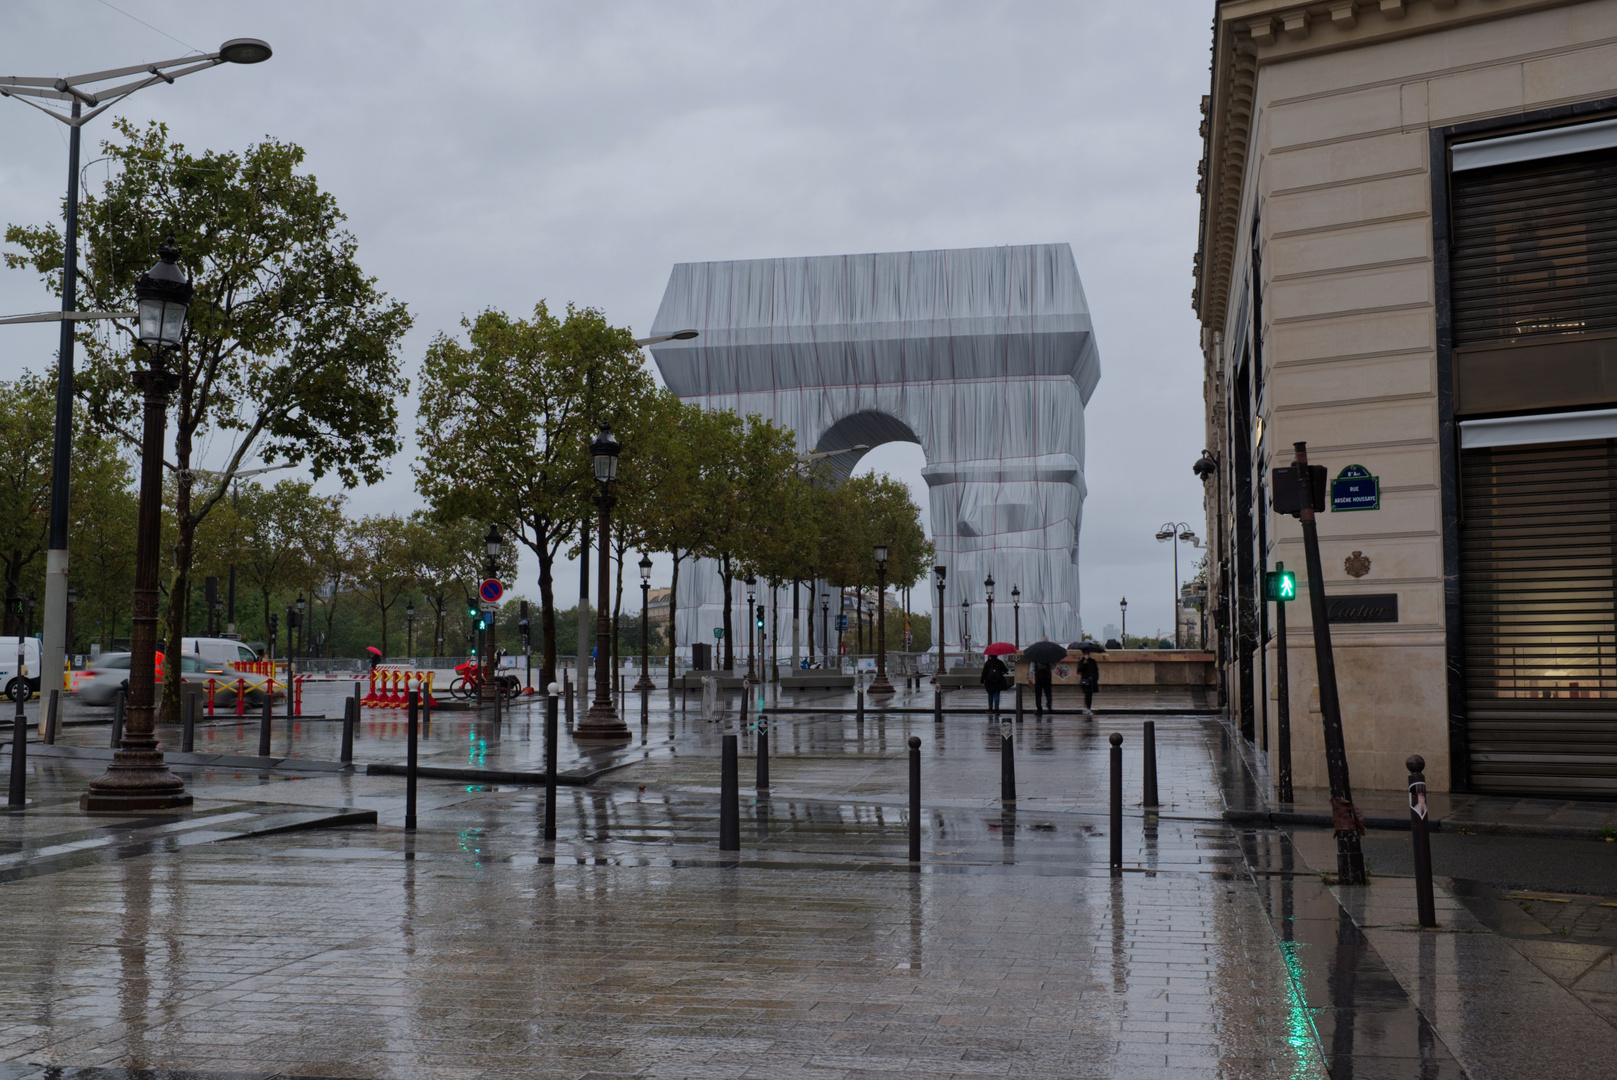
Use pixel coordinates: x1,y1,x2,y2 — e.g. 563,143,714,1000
360,667,436,709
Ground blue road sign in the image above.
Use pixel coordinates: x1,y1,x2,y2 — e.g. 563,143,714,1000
1330,464,1380,512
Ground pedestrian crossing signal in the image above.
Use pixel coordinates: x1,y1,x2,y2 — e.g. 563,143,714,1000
1264,569,1296,602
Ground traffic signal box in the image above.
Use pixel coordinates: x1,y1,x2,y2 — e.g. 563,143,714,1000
1264,569,1296,603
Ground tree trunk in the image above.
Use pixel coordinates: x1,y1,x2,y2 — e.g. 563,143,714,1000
720,554,734,671
612,533,624,678
536,517,557,689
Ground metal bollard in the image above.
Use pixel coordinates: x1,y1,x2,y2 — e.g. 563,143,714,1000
9,672,27,807
182,689,197,754
1000,719,1016,805
719,733,740,852
756,714,770,792
640,684,649,727
111,688,126,748
1109,732,1123,873
856,687,865,725
236,678,245,718
544,684,559,841
340,696,355,765
1015,683,1024,724
494,673,503,725
405,690,419,831
1142,720,1159,808
934,685,943,724
1408,755,1437,928
422,680,432,737
258,695,272,758
908,735,922,863
44,688,59,745
564,675,574,729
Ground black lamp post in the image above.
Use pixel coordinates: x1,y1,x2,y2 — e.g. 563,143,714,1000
745,578,757,684
820,596,830,668
481,525,502,703
1120,597,1128,645
870,545,894,695
405,599,416,658
1011,585,1020,650
635,554,654,691
960,597,971,653
82,237,193,812
984,574,996,644
581,424,627,738
934,565,946,675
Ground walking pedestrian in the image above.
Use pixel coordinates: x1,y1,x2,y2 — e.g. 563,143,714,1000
1077,651,1099,714
1033,659,1054,715
980,653,1010,716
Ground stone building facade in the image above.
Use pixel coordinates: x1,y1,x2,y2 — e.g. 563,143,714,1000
1198,0,1617,793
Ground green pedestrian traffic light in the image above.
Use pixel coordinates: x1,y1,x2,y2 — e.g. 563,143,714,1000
1264,569,1296,602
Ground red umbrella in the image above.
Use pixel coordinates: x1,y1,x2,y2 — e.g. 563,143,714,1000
984,642,1017,656
365,646,383,657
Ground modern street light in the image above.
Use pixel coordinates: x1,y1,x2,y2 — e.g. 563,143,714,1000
405,600,416,659
934,565,947,675
2,39,273,728
82,237,194,811
1120,597,1128,645
1156,522,1199,647
635,554,655,691
870,544,894,695
984,574,996,645
1011,585,1021,650
581,424,627,738
482,525,502,703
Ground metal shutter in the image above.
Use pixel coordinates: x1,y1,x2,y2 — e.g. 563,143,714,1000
1452,146,1617,348
1461,439,1617,793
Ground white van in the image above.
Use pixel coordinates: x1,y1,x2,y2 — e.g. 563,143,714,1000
182,637,260,670
0,637,42,699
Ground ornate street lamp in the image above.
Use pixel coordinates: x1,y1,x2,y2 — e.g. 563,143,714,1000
481,526,502,702
1120,596,1128,645
870,544,894,695
580,423,627,738
1011,585,1021,650
984,573,996,644
405,599,416,658
934,565,947,675
821,596,830,668
745,578,758,684
635,554,655,691
960,596,971,654
82,237,193,811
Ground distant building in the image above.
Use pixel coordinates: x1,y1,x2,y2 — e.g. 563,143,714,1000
644,587,673,629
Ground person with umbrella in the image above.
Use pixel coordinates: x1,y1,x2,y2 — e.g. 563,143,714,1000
1023,640,1067,716
366,645,383,673
980,642,1014,717
1075,642,1102,714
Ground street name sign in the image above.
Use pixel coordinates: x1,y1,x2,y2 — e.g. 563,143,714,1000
1330,464,1380,512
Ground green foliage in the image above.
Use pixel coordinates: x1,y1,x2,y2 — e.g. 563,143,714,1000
0,373,54,632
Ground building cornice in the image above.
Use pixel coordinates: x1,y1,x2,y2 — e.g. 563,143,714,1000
1193,0,1583,330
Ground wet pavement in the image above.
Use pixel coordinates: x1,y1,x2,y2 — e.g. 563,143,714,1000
0,683,1610,1077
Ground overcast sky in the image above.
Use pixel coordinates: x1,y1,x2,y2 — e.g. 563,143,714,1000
0,0,1212,642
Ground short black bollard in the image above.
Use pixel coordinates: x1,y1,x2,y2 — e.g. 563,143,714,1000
9,673,28,807
111,688,126,749
181,689,197,754
494,673,503,725
352,680,363,740
1142,720,1159,808
908,734,922,863
340,696,356,765
856,687,865,725
421,685,432,738
44,688,59,745
564,674,575,729
934,685,943,724
719,733,740,852
756,714,770,792
1109,732,1123,873
258,695,272,758
405,689,419,831
1015,683,1024,724
1000,719,1016,805
544,684,559,841
640,684,649,727
1408,754,1437,928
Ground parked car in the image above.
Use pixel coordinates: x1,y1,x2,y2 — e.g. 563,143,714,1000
182,637,261,668
77,651,278,708
0,636,41,700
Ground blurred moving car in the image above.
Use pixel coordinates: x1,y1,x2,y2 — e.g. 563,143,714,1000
76,651,280,708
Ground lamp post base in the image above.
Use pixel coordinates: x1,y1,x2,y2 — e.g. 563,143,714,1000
868,675,895,695
633,675,655,692
81,749,192,812
576,702,630,740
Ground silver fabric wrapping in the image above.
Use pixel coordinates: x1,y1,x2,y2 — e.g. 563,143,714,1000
649,243,1100,656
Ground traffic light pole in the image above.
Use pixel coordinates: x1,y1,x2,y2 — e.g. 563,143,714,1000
1291,442,1366,885
1274,561,1292,803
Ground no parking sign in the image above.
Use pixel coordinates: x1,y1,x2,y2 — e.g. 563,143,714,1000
480,578,504,604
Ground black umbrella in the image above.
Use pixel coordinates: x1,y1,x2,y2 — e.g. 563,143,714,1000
1023,640,1068,665
1071,640,1107,653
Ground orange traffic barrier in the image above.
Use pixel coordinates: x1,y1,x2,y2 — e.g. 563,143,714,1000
236,678,246,717
207,678,217,717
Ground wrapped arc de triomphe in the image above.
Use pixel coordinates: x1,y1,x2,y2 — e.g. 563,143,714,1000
646,242,1101,663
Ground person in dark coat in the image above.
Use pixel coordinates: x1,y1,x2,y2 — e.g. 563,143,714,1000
1077,652,1100,713
1032,659,1054,715
980,655,1009,716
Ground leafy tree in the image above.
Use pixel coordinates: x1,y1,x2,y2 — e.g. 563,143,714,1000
406,513,517,658
231,480,318,649
301,493,353,658
5,118,411,719
0,374,53,635
352,513,414,657
68,426,138,652
415,302,656,688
